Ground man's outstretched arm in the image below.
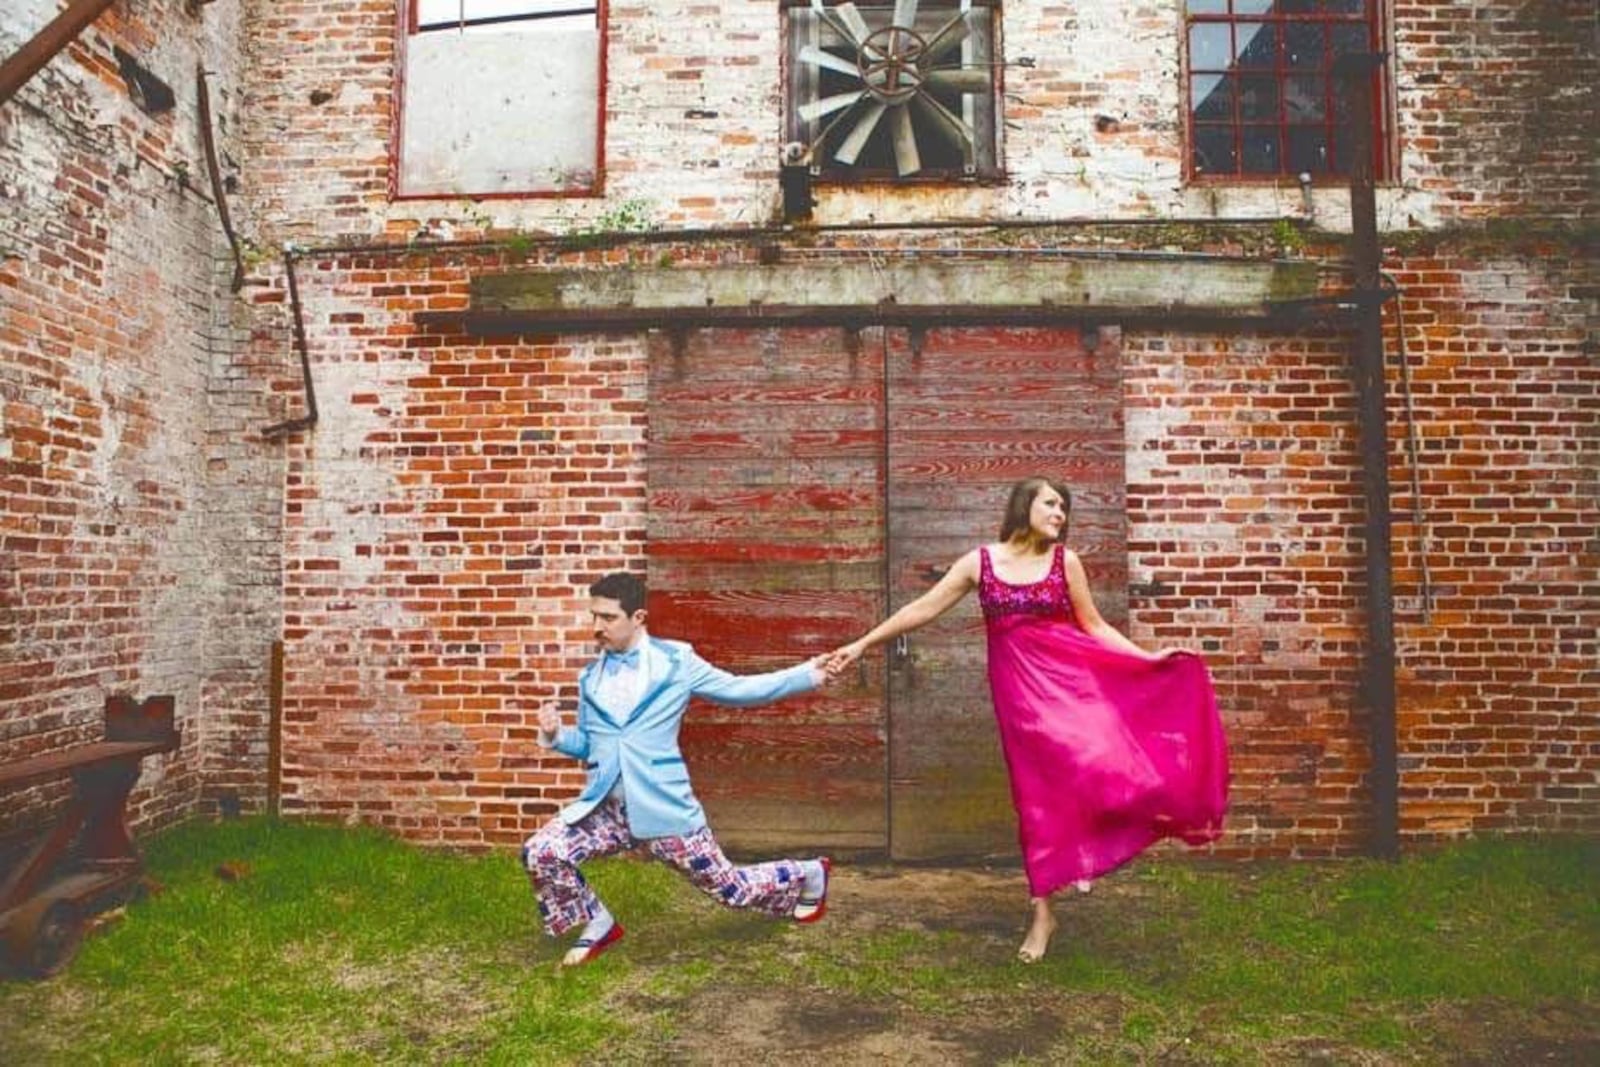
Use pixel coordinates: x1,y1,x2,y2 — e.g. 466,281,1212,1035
684,647,827,707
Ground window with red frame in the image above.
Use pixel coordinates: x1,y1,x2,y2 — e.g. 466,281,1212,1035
1185,0,1385,180
395,1,604,199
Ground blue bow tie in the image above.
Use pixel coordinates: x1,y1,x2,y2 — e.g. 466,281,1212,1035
602,647,641,676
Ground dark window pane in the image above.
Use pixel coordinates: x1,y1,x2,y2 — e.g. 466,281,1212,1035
1194,126,1237,175
1241,125,1279,171
1192,74,1235,121
1288,127,1332,174
1330,24,1370,58
1285,23,1324,69
1330,123,1357,170
1332,81,1357,123
1280,0,1319,13
1285,75,1325,121
1186,0,1228,13
1322,0,1367,14
1190,24,1232,69
1239,75,1279,121
1235,22,1277,67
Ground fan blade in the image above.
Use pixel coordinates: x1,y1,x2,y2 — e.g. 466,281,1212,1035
924,11,973,62
913,92,976,152
799,44,863,78
799,90,868,123
890,104,922,176
834,3,872,44
924,68,990,93
808,97,864,156
893,0,919,30
834,101,888,164
811,0,867,46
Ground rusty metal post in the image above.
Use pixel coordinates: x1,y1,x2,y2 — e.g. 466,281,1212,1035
269,639,284,815
262,251,320,437
1336,51,1399,861
0,0,118,107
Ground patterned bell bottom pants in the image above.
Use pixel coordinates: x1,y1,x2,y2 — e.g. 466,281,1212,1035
521,796,809,936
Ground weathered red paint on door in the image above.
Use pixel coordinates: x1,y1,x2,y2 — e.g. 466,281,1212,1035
647,324,1125,860
884,326,1126,860
646,327,889,853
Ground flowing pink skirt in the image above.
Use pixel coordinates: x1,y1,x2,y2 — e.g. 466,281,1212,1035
985,613,1229,897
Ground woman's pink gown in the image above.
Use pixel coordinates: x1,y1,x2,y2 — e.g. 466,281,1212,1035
978,545,1229,897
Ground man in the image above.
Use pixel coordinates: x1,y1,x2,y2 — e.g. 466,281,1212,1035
522,571,833,967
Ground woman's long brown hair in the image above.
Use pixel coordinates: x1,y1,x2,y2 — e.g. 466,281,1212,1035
998,476,1072,543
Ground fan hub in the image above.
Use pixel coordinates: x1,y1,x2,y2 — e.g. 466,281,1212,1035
857,26,926,105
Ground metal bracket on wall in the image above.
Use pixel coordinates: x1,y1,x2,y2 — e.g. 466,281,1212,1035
261,251,318,438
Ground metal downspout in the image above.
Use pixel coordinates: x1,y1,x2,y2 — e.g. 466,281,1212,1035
1337,52,1400,860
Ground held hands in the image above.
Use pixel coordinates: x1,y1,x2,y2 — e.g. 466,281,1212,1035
802,654,845,688
802,645,864,687
823,641,867,678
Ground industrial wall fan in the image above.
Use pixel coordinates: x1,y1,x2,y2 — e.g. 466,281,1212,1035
786,0,1001,179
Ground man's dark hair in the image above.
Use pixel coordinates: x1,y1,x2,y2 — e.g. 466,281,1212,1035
589,572,647,615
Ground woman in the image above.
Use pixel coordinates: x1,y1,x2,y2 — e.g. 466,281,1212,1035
826,477,1228,962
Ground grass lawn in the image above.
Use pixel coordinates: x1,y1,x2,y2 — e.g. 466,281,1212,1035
1,819,1595,1064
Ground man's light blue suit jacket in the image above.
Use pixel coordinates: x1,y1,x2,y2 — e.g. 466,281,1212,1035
547,635,819,839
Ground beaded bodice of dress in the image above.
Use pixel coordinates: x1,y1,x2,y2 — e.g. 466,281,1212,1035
978,544,1074,622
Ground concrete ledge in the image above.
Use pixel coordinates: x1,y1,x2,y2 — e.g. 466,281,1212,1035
467,255,1320,318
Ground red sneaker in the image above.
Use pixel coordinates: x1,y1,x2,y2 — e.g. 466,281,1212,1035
562,922,624,967
793,857,831,924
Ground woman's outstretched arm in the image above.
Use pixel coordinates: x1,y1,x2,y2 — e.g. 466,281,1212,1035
825,549,981,674
1062,548,1158,657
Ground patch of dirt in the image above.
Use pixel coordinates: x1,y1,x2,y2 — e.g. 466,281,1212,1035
612,865,1101,1064
1413,1000,1600,1065
603,863,1600,1066
640,986,979,1064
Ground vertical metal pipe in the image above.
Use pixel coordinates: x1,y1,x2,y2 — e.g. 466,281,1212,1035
1336,52,1399,860
269,639,284,816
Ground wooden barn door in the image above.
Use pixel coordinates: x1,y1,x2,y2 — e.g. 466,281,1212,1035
647,323,1124,860
884,326,1126,861
646,327,889,854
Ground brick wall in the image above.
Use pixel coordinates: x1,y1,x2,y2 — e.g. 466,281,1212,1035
270,251,647,842
1123,325,1372,856
0,0,267,833
1394,0,1597,220
235,2,1600,242
4,2,1594,853
1123,240,1599,853
1382,244,1597,834
257,231,1594,855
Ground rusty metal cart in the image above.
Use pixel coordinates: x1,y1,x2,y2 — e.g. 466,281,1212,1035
0,695,178,978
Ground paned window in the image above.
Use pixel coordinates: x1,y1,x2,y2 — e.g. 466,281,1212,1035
1185,0,1386,180
395,1,605,198
413,0,597,33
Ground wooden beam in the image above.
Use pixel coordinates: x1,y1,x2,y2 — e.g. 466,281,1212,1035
0,0,119,108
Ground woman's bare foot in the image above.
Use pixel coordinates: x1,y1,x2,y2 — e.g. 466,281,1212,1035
1016,899,1057,963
